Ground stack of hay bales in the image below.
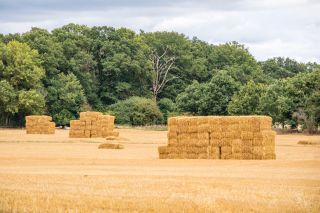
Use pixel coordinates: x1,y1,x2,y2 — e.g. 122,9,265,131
25,115,55,134
69,111,119,138
159,116,276,160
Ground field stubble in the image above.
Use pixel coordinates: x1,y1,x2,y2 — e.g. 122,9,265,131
0,128,319,212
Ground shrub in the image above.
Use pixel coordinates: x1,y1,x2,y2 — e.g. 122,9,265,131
108,97,163,126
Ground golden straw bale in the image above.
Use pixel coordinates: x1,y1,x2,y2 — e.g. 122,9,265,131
233,153,244,160
168,138,178,145
252,138,263,146
221,146,232,154
210,132,223,139
243,153,253,160
242,139,253,146
260,116,272,131
210,138,221,147
263,153,276,160
98,143,124,149
252,146,264,155
232,139,242,147
208,146,220,159
221,153,232,159
221,138,232,146
241,131,254,140
264,146,275,153
168,117,177,126
158,146,168,155
84,130,91,138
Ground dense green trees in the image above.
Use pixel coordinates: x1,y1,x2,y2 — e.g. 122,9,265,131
46,73,86,126
0,24,318,132
0,41,45,126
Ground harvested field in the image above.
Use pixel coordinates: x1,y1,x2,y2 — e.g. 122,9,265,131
0,128,319,212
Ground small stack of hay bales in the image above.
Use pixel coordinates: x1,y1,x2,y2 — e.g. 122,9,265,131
159,116,276,160
69,111,119,138
25,115,55,134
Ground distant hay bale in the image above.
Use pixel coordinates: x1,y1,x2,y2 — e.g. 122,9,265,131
159,116,276,160
297,140,320,145
69,112,119,139
25,115,55,134
98,143,124,149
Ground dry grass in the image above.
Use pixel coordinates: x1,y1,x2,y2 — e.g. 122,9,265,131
0,128,319,212
98,143,124,149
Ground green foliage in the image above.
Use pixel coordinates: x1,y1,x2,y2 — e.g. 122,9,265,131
158,98,177,123
177,72,239,115
109,97,163,126
228,81,267,115
46,73,86,126
260,57,308,79
0,41,45,125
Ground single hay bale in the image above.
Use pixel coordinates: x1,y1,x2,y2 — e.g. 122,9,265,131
106,136,118,140
98,143,124,149
297,140,320,145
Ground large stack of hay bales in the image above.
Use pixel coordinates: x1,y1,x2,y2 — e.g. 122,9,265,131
69,111,119,138
159,116,276,160
26,115,55,134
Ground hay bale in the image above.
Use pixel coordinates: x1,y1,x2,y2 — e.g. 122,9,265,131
25,115,55,134
98,143,124,149
159,115,275,160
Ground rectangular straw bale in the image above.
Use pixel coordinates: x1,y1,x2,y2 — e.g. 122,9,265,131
210,132,223,139
208,146,220,159
263,153,276,160
243,153,253,160
252,117,261,132
168,117,177,126
242,139,253,146
221,153,233,160
84,130,91,138
221,146,232,154
264,146,275,153
260,116,272,131
232,139,242,147
221,138,232,146
241,131,254,140
252,146,264,155
233,153,244,160
210,138,221,147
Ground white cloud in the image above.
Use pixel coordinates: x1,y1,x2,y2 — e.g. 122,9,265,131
0,0,319,62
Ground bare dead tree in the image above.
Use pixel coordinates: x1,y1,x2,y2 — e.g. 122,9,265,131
149,47,177,101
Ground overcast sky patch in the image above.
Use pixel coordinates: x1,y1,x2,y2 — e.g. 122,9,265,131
0,0,319,62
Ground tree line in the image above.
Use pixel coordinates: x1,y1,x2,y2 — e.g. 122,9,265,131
0,23,319,133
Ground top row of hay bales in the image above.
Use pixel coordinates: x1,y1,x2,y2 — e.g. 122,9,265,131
25,115,55,134
159,116,276,160
69,111,119,138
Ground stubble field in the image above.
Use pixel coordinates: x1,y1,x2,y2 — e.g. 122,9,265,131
0,128,319,212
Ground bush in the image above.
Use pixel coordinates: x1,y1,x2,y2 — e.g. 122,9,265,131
108,97,163,126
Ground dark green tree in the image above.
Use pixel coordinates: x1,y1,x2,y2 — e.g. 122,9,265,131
46,73,86,126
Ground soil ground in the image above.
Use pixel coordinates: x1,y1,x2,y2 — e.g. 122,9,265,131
0,128,319,212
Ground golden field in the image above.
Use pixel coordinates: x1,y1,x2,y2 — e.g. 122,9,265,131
0,128,319,212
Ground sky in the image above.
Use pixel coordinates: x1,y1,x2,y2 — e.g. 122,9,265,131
0,0,319,62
